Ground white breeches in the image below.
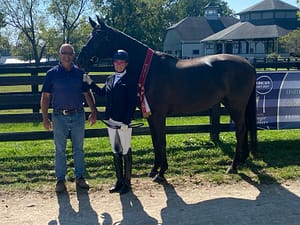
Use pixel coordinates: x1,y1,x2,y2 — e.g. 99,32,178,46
107,120,132,155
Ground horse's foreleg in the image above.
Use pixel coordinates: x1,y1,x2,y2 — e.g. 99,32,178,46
227,121,248,174
147,116,168,183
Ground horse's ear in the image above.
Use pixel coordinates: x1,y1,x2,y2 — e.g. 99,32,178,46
96,15,107,29
89,17,97,29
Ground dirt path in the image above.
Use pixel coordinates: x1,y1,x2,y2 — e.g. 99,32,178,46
1,178,300,225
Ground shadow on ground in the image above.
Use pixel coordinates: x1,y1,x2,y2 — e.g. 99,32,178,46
47,175,300,225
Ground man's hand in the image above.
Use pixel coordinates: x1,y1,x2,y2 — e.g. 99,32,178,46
83,74,93,85
88,111,97,126
42,117,52,131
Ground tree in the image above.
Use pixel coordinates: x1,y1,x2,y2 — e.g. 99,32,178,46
279,28,300,56
169,0,233,19
69,17,93,54
0,0,47,65
279,0,300,56
92,0,175,50
0,36,10,57
92,0,233,50
0,12,10,57
141,0,175,49
0,12,5,28
48,0,90,44
38,27,62,60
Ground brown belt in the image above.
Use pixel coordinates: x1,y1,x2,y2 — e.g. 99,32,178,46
54,108,83,115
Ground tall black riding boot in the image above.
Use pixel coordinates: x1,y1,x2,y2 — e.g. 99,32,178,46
109,153,123,193
119,148,132,195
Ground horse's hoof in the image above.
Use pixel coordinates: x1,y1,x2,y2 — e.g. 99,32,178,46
148,171,157,178
226,167,237,174
152,174,167,184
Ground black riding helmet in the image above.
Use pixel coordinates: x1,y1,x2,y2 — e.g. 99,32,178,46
113,49,128,61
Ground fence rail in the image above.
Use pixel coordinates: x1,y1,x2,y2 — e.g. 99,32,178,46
0,65,230,142
252,57,300,70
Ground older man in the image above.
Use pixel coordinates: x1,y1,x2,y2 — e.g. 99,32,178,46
40,43,97,192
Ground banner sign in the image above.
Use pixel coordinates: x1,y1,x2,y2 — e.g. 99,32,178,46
256,71,300,130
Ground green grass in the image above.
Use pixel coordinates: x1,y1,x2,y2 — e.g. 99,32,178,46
1,120,300,191
1,74,299,190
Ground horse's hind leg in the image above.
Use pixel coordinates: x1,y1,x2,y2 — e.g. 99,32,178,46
227,120,248,174
147,120,160,177
147,115,168,183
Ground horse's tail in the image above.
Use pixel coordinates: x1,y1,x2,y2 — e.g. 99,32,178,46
246,82,257,156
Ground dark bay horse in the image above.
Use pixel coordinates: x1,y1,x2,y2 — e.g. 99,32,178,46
77,17,257,182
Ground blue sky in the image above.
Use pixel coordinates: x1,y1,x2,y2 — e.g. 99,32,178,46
226,0,298,13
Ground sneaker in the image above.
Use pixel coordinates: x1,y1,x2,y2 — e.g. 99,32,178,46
55,180,66,193
76,177,90,189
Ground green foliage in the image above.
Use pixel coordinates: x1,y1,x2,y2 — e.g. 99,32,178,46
279,28,300,57
0,0,49,63
0,0,234,59
92,0,232,50
266,52,280,59
48,0,91,44
70,17,93,54
40,27,62,60
0,12,5,28
170,0,233,18
0,35,10,56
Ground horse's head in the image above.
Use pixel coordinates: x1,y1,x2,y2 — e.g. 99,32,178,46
77,16,115,71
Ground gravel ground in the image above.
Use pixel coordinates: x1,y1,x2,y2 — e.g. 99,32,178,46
1,178,300,225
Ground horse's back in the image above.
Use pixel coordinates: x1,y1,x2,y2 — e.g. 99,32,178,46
177,54,254,75
148,54,256,114
175,54,256,91
169,54,255,92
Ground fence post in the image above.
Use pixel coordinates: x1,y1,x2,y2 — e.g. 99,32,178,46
210,103,220,142
31,69,40,121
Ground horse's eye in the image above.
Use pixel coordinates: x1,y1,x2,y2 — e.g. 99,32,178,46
90,56,99,64
92,28,101,36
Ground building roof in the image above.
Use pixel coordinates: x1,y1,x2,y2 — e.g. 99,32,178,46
167,16,239,41
238,0,298,14
202,0,300,42
201,22,294,41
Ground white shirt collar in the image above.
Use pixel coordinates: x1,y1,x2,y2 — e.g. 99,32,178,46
115,70,126,78
113,70,126,86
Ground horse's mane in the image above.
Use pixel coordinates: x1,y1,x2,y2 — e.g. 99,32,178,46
102,21,179,64
105,22,181,62
107,24,150,49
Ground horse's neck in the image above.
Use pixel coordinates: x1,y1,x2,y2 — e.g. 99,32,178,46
121,37,150,77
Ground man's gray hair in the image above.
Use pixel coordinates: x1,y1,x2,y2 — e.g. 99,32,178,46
59,43,75,54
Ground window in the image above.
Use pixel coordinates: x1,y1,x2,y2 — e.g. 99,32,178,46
206,43,214,49
286,12,296,19
251,12,261,20
275,11,285,18
193,50,200,55
262,12,273,19
206,9,217,15
240,14,249,21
